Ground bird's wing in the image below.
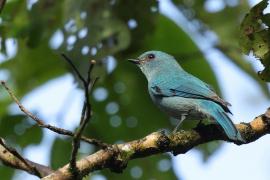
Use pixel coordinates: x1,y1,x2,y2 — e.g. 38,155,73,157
150,72,232,113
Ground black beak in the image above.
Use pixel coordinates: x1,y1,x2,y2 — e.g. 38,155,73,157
128,58,140,65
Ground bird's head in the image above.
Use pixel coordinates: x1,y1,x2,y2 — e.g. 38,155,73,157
128,50,181,80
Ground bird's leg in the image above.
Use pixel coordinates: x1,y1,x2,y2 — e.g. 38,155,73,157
173,115,186,133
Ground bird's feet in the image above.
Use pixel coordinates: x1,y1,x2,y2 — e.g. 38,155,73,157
172,115,186,134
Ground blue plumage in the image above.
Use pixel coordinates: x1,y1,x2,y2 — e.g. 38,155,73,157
129,50,245,142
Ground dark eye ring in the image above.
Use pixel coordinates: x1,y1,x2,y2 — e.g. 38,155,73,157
147,53,155,59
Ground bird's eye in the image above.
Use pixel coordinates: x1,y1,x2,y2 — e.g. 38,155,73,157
147,53,155,59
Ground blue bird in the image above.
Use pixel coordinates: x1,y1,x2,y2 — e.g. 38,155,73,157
128,50,245,142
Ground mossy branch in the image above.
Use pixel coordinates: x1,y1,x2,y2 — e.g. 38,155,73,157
41,108,270,180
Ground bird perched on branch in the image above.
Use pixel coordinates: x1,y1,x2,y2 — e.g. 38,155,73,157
128,50,245,142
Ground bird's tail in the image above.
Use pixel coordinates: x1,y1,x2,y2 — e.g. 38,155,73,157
208,104,245,143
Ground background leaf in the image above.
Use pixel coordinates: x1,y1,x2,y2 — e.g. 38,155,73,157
239,0,270,81
172,0,270,96
51,138,72,169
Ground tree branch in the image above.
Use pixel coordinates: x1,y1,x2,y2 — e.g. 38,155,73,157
0,138,53,177
0,138,42,176
42,108,270,180
0,81,109,149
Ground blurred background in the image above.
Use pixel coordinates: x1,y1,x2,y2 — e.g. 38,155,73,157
0,0,269,179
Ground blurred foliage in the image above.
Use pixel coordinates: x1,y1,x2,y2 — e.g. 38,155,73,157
51,137,72,169
0,114,42,147
0,0,6,13
240,0,270,82
0,115,42,179
173,0,270,96
0,0,269,179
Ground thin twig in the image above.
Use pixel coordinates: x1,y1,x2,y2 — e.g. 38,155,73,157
61,53,87,85
68,58,98,179
0,81,109,148
87,60,96,85
79,76,98,125
0,138,41,176
89,77,99,91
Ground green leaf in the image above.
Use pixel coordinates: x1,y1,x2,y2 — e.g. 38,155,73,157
0,89,10,117
240,0,270,81
0,114,43,147
26,0,64,48
16,125,43,147
0,166,14,180
0,0,27,38
50,138,72,169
